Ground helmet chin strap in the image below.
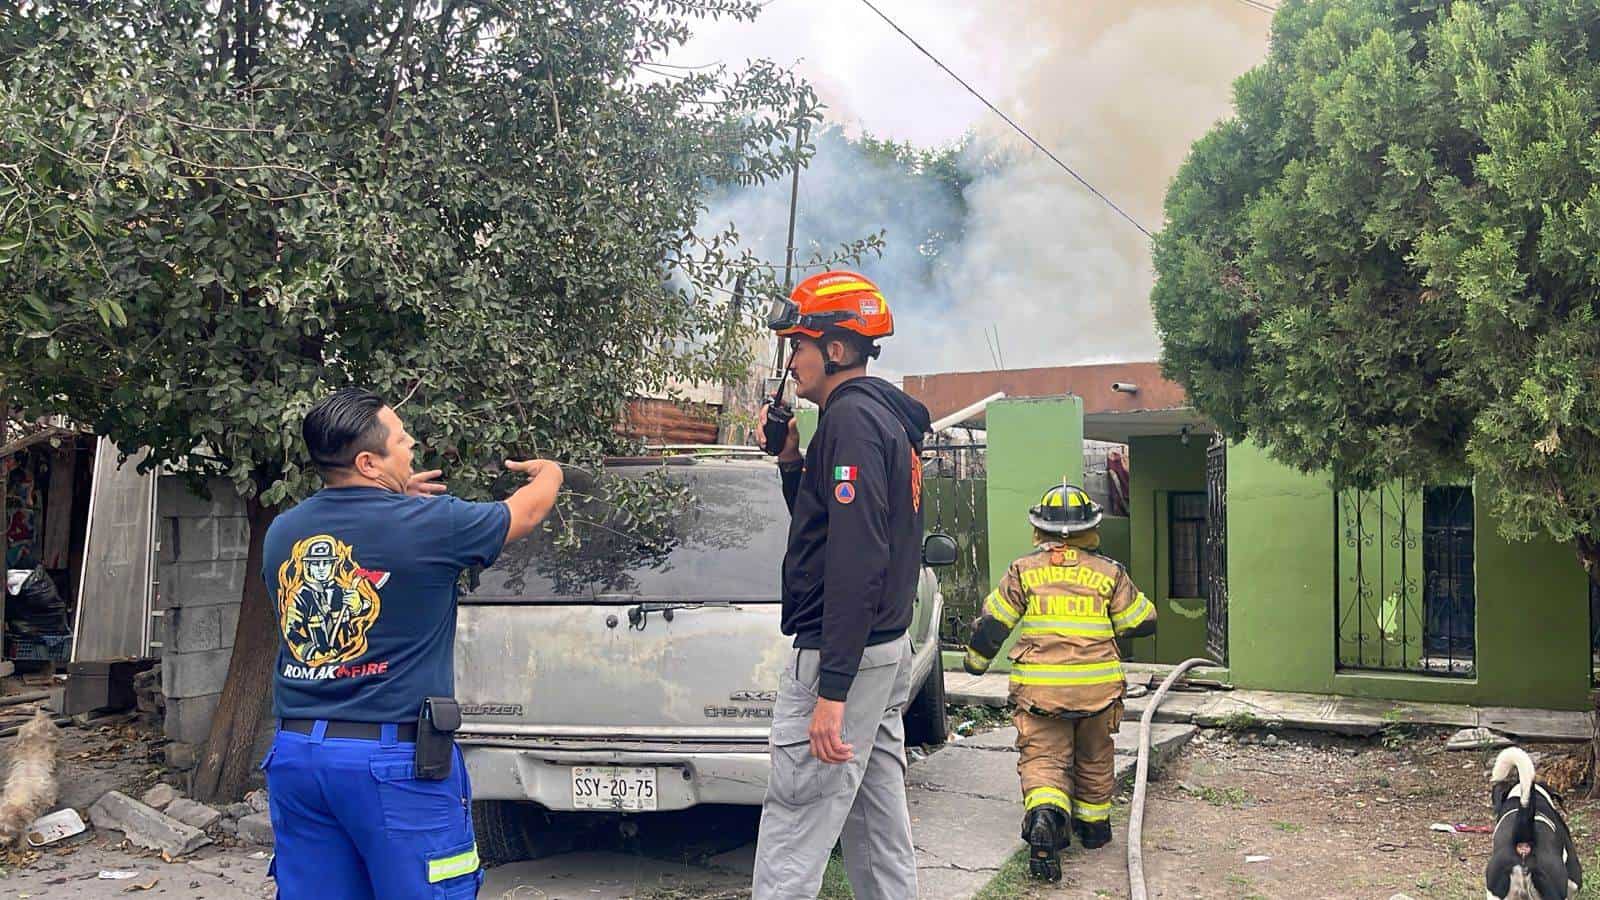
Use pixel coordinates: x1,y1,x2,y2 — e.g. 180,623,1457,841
821,336,880,376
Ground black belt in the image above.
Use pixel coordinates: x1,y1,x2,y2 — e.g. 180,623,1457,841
280,719,418,742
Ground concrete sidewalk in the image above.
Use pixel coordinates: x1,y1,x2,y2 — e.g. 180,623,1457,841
909,721,1197,897
945,669,1594,742
687,720,1198,899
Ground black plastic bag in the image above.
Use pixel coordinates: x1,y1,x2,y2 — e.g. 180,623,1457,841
7,565,70,632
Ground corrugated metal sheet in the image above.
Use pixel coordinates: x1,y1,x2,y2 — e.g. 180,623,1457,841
620,399,720,445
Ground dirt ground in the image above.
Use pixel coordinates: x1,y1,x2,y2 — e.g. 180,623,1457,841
4,692,1596,900
0,687,275,899
1028,728,1598,900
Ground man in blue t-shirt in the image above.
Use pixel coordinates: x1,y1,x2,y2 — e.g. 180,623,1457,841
261,387,562,900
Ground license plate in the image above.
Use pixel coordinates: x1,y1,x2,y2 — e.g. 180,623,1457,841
571,766,658,811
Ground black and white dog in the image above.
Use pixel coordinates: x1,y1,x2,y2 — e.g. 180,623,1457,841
1486,747,1583,900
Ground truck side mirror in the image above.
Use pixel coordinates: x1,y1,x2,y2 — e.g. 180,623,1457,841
922,533,958,567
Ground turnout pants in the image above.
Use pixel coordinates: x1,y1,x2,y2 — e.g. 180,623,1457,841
1015,702,1122,827
754,635,918,900
264,722,482,900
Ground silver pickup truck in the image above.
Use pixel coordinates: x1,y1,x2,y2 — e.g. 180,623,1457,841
454,454,951,862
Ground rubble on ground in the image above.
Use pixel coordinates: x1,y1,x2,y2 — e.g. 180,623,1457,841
244,789,269,814
132,665,164,727
88,790,212,857
236,812,274,846
1445,727,1513,751
140,783,180,810
166,797,224,830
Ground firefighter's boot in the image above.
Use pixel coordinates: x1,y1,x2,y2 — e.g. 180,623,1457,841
1022,807,1068,882
1073,816,1113,850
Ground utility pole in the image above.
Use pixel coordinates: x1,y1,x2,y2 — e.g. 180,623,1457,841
781,124,803,293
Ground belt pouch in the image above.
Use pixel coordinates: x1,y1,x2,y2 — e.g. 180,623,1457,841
415,697,461,781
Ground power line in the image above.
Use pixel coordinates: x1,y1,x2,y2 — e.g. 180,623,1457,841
855,0,1152,238
982,328,1000,370
1231,0,1279,12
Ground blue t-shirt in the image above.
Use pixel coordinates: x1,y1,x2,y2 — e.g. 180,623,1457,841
263,487,511,723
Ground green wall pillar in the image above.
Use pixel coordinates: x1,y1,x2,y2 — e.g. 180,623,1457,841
980,397,1084,670
985,397,1085,580
1225,441,1339,695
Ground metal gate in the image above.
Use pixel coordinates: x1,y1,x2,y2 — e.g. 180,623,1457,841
1421,486,1476,669
1334,483,1476,676
1203,436,1228,665
920,439,989,647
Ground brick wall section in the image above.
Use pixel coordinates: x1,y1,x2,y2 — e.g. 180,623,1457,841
156,476,250,766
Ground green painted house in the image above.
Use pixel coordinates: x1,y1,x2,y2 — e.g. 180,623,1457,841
906,367,1597,713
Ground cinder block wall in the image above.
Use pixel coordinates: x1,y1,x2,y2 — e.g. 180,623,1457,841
156,476,249,769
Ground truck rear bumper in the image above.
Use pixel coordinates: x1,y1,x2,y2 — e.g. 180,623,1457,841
461,741,770,811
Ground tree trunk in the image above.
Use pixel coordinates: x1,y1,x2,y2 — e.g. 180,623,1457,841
190,495,278,803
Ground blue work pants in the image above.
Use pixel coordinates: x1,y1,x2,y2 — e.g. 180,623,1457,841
263,722,481,899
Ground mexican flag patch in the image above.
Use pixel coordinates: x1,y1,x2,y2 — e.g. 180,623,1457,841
833,466,859,482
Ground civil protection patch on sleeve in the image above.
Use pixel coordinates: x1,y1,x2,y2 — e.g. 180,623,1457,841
834,481,857,505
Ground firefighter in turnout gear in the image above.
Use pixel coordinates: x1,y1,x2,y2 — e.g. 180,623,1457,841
963,482,1157,883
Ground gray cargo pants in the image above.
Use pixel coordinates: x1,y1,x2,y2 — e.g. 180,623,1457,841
753,634,917,900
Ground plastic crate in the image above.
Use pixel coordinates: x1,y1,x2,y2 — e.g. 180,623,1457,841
7,633,73,662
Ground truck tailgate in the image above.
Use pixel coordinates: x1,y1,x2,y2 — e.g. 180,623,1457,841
455,601,789,741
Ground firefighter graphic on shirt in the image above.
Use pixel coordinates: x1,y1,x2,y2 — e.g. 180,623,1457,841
277,535,385,668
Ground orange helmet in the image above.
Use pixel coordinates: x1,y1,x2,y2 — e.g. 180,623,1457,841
766,270,894,340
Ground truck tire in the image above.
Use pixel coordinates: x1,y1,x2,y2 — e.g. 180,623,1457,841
902,665,948,746
473,799,534,866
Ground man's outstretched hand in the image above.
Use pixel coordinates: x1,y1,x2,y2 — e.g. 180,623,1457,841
502,458,566,543
406,469,447,496
504,458,564,485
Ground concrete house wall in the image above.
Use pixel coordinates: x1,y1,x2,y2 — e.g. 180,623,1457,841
1225,443,1591,711
155,476,250,768
952,397,1591,711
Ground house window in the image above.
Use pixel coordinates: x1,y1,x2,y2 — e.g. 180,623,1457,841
1421,486,1476,674
1335,483,1476,676
1169,492,1207,599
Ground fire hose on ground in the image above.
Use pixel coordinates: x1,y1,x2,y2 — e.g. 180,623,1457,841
1127,657,1216,900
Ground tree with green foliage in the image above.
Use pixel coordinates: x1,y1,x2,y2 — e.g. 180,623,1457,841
0,0,833,800
1153,0,1600,587
848,127,972,262
701,123,970,305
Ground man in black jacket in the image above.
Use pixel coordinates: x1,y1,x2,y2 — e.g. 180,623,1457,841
753,271,930,900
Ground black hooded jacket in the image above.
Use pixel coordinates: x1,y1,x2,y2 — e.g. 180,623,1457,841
778,377,931,701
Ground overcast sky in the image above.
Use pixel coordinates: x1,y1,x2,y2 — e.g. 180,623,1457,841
671,0,1274,379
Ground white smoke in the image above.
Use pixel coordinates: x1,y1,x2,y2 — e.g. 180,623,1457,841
689,0,1271,381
